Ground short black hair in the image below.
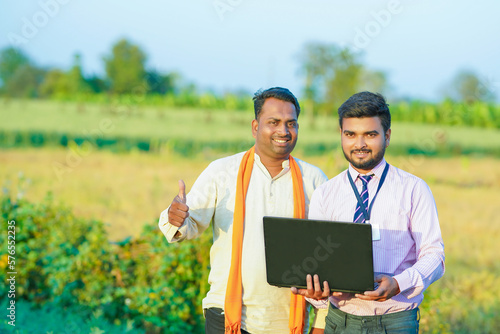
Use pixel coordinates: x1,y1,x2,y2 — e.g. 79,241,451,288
253,87,300,120
338,91,391,133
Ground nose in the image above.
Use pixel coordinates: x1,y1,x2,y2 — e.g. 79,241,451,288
354,135,366,149
277,123,290,136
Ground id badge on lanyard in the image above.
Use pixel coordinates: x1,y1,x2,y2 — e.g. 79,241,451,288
366,221,381,241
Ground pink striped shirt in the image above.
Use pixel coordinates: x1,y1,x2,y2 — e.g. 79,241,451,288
307,158,445,315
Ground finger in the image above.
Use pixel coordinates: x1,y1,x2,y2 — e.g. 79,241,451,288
292,288,310,297
290,286,300,296
357,285,384,298
306,274,314,296
313,275,322,296
169,208,190,220
358,290,378,298
171,201,189,213
322,280,331,298
355,293,379,300
323,280,329,292
168,206,190,227
178,179,186,203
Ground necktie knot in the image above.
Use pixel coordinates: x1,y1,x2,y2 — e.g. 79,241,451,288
359,174,373,185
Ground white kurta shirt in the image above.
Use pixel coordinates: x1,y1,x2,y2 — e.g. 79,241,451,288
159,151,328,333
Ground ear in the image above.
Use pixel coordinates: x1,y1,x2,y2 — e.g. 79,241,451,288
385,129,391,147
251,119,258,139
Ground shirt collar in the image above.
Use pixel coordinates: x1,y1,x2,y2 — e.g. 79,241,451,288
348,158,387,182
254,153,290,180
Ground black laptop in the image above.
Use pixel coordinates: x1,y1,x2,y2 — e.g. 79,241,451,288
263,216,374,294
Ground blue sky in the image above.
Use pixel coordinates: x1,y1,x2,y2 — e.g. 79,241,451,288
1,0,499,101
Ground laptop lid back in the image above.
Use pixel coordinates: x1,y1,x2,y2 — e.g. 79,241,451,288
263,216,374,293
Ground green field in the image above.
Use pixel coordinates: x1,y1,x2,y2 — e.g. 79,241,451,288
1,99,500,333
2,99,500,156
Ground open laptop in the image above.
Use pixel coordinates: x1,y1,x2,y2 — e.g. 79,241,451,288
263,216,374,294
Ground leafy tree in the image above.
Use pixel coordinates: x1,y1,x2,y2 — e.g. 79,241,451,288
39,69,68,97
446,70,496,104
324,47,364,114
4,64,45,98
298,42,387,117
145,70,178,95
298,42,336,122
0,47,30,87
40,54,92,98
66,53,92,95
85,75,108,94
103,39,147,94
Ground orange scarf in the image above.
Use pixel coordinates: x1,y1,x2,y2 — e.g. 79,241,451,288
224,146,306,334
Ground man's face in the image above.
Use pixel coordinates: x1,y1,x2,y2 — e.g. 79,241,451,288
252,97,299,162
341,116,391,173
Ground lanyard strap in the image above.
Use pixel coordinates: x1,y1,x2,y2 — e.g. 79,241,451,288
347,163,390,222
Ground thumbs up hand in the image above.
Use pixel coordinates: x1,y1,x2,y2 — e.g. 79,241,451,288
168,180,190,227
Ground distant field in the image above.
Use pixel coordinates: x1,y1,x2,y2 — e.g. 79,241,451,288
2,99,500,156
1,147,499,332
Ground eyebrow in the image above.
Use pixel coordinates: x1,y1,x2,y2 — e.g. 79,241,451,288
343,130,380,135
266,117,297,122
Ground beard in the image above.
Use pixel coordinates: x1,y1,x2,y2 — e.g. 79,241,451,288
343,145,386,171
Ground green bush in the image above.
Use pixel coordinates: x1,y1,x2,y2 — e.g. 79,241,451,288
0,192,211,333
0,299,141,334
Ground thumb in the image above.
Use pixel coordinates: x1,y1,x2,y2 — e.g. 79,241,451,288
178,179,186,203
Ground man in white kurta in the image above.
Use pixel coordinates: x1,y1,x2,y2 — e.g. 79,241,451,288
159,87,328,333
159,153,327,332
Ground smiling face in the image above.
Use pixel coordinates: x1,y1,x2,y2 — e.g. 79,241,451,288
341,116,391,174
252,97,299,165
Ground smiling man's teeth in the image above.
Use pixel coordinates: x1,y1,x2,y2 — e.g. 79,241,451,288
274,139,287,143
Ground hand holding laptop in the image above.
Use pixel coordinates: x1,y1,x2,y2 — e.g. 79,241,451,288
354,274,400,302
290,274,343,300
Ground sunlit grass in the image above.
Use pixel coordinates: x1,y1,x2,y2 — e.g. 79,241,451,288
2,98,500,152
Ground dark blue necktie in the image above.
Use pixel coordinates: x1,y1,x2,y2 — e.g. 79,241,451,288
353,175,373,224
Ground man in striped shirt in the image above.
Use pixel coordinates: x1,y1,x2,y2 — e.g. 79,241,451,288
293,91,445,333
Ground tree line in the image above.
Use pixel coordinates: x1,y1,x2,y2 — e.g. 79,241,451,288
0,39,178,99
0,38,496,115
